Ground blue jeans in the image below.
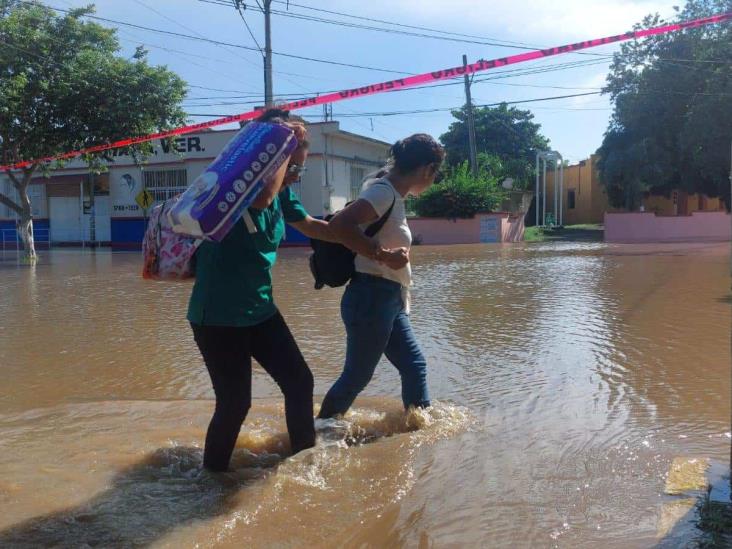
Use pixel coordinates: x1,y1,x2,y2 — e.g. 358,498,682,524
318,273,430,418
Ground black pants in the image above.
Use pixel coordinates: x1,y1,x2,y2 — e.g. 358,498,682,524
191,312,315,472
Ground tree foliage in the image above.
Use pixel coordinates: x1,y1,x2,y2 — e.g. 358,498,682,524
439,104,550,190
414,154,507,218
0,1,187,260
596,0,732,210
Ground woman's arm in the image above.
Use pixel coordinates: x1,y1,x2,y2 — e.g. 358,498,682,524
288,216,337,242
250,123,307,210
329,200,408,270
250,160,289,209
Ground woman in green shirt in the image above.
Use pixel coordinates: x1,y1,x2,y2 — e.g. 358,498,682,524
188,110,332,472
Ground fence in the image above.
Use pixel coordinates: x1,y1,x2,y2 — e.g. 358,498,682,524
1,228,51,251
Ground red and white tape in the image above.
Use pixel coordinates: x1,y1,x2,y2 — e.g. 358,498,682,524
2,13,729,172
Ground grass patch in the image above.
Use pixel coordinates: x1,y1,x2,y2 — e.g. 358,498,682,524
523,226,546,242
523,224,604,242
564,224,603,231
696,487,732,548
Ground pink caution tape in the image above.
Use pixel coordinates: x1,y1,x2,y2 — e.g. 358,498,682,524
2,13,729,172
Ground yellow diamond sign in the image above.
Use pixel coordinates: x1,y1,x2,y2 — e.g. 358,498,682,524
135,189,154,210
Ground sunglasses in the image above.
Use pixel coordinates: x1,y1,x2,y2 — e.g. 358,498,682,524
430,164,444,183
287,164,307,176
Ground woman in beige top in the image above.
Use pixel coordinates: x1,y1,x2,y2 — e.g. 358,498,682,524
318,134,445,418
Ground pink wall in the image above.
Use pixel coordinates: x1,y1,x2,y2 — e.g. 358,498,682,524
502,214,525,243
604,211,731,243
408,213,525,245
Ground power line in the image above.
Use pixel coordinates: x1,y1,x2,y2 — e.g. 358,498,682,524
22,0,331,89
211,1,397,137
9,27,723,118
4,3,262,93
180,59,614,106
113,29,261,92
0,11,615,107
13,4,730,109
183,91,603,117
182,58,611,101
233,0,264,56
183,81,732,113
197,0,732,66
131,0,262,71
38,3,414,75
99,0,389,87
10,1,398,139
198,0,542,51
270,0,541,49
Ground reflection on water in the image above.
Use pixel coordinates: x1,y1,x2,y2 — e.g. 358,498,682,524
0,243,729,547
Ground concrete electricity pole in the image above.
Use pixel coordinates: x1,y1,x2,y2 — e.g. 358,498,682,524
263,0,273,107
463,54,478,177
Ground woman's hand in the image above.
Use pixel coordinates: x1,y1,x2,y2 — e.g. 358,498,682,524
284,122,307,144
377,247,409,270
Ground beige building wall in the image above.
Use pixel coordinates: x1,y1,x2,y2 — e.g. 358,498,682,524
544,154,724,224
544,154,608,225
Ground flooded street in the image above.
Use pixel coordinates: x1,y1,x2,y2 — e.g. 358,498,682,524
0,242,729,547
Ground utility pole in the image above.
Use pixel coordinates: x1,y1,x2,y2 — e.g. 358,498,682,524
323,103,332,122
263,0,273,107
463,54,478,177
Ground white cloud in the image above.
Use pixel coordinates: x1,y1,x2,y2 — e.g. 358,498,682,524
326,0,677,47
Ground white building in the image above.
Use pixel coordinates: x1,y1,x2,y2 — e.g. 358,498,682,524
0,121,390,249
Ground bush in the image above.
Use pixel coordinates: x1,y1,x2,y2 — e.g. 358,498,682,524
414,158,506,218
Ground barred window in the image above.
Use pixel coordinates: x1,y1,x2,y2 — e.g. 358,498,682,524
143,169,187,202
349,166,366,201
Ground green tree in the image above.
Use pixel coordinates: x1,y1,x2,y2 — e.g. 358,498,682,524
439,103,550,189
597,0,732,210
0,1,187,262
414,155,506,218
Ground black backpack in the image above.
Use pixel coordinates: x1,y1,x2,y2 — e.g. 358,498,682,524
309,182,395,289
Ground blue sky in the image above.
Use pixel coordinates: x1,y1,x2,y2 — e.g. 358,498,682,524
56,0,680,163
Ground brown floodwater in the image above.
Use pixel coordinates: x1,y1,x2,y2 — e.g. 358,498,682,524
0,242,729,548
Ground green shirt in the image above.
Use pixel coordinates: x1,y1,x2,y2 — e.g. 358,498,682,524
187,187,308,327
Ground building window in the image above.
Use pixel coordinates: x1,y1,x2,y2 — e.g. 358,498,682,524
0,180,45,218
143,169,187,202
349,166,366,201
1,179,16,218
568,189,576,210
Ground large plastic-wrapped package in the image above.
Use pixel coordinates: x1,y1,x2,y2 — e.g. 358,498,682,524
168,121,297,241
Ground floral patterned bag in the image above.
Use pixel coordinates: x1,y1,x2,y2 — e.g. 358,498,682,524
142,195,201,280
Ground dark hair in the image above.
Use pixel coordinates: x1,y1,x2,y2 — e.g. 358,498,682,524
255,108,309,148
390,133,444,174
255,108,290,124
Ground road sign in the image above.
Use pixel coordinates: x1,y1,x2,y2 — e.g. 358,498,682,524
135,189,154,210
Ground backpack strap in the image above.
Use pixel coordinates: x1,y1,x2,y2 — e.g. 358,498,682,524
242,210,258,234
364,180,397,238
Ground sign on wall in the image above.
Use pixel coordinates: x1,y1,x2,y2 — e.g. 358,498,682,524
480,217,499,243
63,132,234,170
111,171,144,217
